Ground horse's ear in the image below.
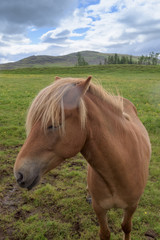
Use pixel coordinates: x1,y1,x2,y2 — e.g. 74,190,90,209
78,76,92,95
55,76,61,81
63,76,91,109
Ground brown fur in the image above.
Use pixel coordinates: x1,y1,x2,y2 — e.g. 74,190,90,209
14,76,151,240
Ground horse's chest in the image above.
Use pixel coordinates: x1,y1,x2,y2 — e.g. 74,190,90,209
99,195,128,209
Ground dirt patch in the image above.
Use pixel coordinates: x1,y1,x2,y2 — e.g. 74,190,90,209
0,227,5,240
68,161,85,169
0,184,21,240
14,209,28,221
0,144,22,151
72,219,81,238
0,169,10,180
145,229,158,239
0,184,19,212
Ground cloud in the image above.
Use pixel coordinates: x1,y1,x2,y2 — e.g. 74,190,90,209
0,0,77,34
39,0,160,57
78,0,100,8
0,0,160,63
77,0,160,55
41,29,71,43
1,34,31,44
0,0,78,62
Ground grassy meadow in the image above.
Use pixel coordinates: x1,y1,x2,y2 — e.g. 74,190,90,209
0,65,160,240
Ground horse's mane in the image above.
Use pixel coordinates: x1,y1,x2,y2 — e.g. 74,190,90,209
26,77,123,135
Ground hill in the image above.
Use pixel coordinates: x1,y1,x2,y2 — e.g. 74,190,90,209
0,51,138,70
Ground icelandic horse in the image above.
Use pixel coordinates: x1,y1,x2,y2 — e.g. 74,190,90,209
14,76,151,240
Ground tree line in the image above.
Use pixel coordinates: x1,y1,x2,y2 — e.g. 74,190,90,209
76,52,159,66
137,52,159,65
103,54,133,64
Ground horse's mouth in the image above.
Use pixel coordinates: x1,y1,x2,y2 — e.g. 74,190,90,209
27,176,39,191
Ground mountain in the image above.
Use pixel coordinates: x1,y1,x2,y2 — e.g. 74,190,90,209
0,51,138,70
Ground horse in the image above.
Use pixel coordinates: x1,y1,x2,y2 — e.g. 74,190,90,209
14,76,151,240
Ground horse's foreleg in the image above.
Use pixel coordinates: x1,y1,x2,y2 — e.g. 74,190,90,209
121,206,137,240
92,200,110,240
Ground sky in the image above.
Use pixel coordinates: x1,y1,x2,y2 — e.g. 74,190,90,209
0,0,160,63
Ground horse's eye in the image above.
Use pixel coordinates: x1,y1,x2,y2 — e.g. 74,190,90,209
47,125,53,129
47,125,59,130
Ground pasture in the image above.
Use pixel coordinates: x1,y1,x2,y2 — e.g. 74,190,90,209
0,65,160,240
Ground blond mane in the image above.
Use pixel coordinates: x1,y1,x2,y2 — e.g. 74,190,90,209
26,77,123,135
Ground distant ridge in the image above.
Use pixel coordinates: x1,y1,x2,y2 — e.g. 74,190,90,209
0,51,138,70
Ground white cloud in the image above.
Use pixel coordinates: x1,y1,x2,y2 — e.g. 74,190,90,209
41,29,71,43
0,58,11,64
36,0,160,56
72,0,160,55
0,43,49,56
0,34,31,45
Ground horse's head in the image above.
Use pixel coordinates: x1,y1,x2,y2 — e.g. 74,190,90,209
14,76,91,190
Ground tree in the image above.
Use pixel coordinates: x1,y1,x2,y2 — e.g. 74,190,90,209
107,56,111,64
138,55,144,65
150,52,159,65
114,54,119,64
138,52,159,65
104,58,108,65
129,55,133,64
76,52,89,66
108,55,114,64
120,56,127,64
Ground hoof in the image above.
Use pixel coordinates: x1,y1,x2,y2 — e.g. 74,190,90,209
86,196,92,204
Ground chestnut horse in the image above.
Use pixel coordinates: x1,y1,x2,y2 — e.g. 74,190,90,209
14,76,151,240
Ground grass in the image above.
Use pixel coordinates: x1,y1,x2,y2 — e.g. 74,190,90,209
0,65,160,240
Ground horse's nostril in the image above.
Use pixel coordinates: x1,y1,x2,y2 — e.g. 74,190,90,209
20,181,25,186
17,172,23,183
16,172,27,188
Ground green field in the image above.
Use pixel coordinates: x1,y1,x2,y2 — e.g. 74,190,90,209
0,65,160,240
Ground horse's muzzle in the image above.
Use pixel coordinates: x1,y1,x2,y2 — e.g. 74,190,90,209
15,171,40,190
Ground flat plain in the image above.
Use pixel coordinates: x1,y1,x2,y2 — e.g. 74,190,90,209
0,65,160,240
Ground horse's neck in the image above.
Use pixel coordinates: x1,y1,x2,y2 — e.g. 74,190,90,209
83,92,124,148
81,93,125,180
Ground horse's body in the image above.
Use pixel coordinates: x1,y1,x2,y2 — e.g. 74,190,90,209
14,76,151,240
